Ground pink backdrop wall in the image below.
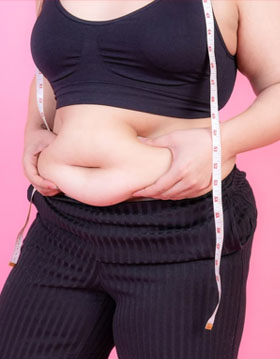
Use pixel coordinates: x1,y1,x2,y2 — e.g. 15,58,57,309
1,2,279,358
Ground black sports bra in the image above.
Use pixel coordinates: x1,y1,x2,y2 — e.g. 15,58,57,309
30,0,237,119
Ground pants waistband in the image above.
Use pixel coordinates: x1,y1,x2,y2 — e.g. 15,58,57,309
26,164,250,264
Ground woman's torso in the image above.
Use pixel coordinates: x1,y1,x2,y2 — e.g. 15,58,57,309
34,0,239,205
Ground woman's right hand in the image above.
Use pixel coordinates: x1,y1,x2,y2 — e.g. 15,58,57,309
22,129,61,196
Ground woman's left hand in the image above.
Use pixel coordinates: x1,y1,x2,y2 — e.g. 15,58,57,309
131,128,215,200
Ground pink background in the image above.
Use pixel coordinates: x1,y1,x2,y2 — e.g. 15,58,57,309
1,2,279,358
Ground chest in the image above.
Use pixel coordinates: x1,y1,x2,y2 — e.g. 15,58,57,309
31,0,223,79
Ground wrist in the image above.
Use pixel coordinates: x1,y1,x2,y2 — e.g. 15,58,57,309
220,120,236,162
23,126,50,149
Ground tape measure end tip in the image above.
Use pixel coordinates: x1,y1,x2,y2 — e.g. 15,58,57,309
205,323,213,331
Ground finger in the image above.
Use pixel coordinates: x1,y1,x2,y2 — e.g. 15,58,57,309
32,183,59,192
137,134,171,147
23,154,59,190
32,174,59,190
155,179,187,200
168,181,213,201
132,169,183,197
34,187,61,197
33,143,49,155
32,184,60,195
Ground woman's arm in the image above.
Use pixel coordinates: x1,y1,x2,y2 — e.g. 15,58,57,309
132,0,280,199
22,0,59,195
24,74,56,137
221,0,280,159
22,74,60,195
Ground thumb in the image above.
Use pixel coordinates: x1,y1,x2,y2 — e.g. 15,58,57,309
33,143,49,155
137,134,169,147
137,136,148,143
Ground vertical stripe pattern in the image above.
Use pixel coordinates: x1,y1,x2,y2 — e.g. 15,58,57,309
0,164,258,358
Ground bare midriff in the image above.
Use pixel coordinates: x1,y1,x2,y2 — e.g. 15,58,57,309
37,105,236,206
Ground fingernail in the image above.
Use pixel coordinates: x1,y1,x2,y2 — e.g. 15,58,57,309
49,185,58,190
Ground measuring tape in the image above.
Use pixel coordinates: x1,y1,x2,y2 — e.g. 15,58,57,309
202,0,224,331
8,68,48,266
35,69,51,132
9,0,223,331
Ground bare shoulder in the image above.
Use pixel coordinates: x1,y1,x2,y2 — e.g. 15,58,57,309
235,0,280,94
35,0,44,18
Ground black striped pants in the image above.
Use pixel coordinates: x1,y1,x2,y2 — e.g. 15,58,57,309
0,164,258,359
